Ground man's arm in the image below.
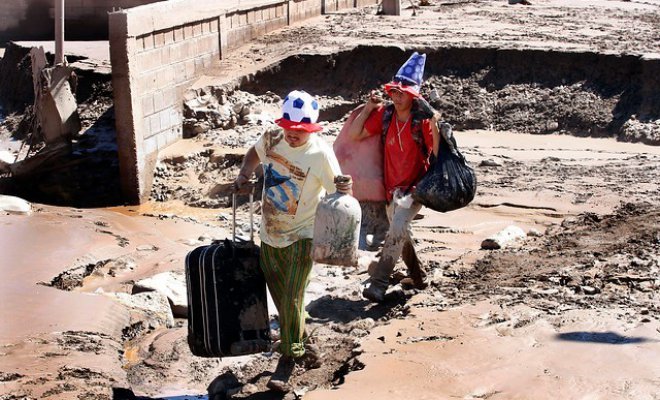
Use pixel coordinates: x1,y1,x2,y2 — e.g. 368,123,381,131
232,146,260,191
348,91,382,141
431,113,441,158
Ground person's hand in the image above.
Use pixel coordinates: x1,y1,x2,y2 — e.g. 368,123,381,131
231,173,250,193
438,121,453,142
365,90,383,113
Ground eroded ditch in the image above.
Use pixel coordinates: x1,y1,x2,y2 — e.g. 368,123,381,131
1,44,659,209
154,45,660,210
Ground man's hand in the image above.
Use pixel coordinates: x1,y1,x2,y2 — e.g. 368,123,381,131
231,173,250,193
365,90,383,113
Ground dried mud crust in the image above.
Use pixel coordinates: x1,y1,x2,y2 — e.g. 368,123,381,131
0,331,124,400
437,202,659,316
117,323,361,399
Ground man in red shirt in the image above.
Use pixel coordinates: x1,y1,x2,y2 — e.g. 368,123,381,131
348,52,440,302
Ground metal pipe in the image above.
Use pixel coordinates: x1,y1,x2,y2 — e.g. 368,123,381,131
55,0,64,65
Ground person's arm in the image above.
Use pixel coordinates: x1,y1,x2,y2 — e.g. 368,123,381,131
232,146,260,191
431,113,441,158
348,91,383,141
318,146,346,195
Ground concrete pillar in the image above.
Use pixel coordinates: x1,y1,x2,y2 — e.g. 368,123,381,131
382,0,401,15
55,0,65,64
218,14,227,59
109,10,143,204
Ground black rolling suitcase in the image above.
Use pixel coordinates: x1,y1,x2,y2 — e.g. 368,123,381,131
185,192,271,357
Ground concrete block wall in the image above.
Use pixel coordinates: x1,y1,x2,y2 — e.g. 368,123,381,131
110,0,228,203
222,2,289,54
109,0,380,203
323,0,354,13
135,19,220,158
355,0,379,7
289,0,322,25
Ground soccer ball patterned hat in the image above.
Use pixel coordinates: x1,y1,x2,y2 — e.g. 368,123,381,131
384,52,426,98
275,90,322,133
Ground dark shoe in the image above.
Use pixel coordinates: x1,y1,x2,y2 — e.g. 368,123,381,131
362,283,387,303
401,241,427,289
400,275,428,290
267,356,295,393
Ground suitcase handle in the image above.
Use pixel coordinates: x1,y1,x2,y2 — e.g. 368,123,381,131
232,187,255,244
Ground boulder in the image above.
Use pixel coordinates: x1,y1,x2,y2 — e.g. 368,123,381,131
133,272,188,318
110,291,175,329
0,194,32,215
481,225,527,250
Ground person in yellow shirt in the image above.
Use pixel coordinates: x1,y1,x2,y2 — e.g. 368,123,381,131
233,90,342,393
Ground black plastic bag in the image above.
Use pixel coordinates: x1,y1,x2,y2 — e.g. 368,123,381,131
412,122,477,212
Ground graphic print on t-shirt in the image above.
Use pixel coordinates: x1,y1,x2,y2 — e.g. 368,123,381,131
263,152,309,216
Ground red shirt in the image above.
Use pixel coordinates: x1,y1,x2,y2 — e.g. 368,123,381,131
364,105,434,200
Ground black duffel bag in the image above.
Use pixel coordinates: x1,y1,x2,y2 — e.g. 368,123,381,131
412,122,477,212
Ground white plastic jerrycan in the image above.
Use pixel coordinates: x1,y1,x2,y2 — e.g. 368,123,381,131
312,175,362,266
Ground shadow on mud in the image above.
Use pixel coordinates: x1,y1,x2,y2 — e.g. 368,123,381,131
307,293,408,324
556,331,652,345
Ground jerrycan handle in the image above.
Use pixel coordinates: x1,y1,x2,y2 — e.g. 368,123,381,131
334,175,353,194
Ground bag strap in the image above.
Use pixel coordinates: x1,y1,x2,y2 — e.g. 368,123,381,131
381,101,429,159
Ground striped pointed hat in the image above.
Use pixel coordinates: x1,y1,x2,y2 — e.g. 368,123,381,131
384,52,426,98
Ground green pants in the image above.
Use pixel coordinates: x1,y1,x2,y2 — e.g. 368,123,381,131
260,239,313,358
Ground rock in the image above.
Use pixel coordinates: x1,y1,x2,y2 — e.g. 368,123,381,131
620,118,660,145
541,156,561,162
0,194,32,215
107,257,136,276
109,291,175,328
350,328,369,337
429,89,441,103
180,238,198,246
183,120,210,138
208,371,241,398
527,228,543,237
209,152,225,165
231,102,243,114
133,271,188,318
0,150,14,164
352,317,376,331
481,226,527,250
479,159,502,167
239,383,259,396
545,121,560,132
581,285,600,295
136,244,159,252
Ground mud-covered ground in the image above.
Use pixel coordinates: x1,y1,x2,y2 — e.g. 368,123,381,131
1,0,660,399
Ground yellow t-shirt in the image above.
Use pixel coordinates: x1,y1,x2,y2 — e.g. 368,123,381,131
254,128,342,248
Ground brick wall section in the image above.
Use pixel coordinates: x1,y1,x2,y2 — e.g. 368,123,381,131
222,2,289,54
289,0,322,25
135,19,220,159
109,0,379,203
323,0,354,13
